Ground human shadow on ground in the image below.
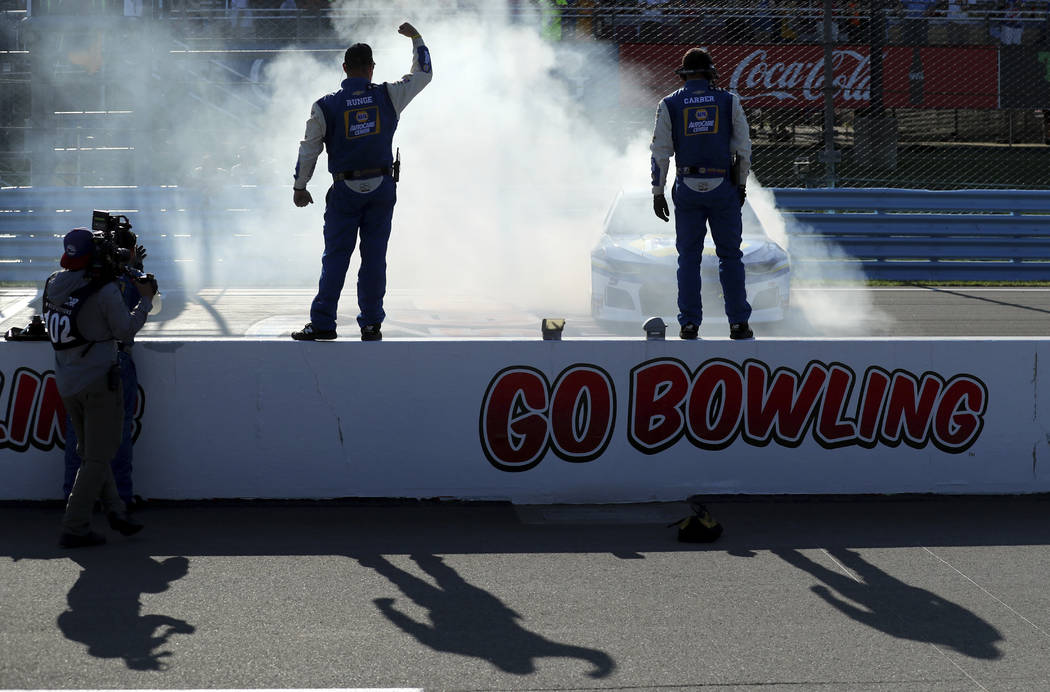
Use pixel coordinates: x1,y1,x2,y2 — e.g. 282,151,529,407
57,550,195,670
355,552,615,678
775,547,1003,660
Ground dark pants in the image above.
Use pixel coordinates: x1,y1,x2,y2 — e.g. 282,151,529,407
309,177,397,331
64,350,137,504
672,178,752,326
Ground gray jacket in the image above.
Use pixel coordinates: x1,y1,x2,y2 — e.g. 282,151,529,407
43,269,152,397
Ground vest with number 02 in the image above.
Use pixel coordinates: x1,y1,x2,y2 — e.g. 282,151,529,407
42,275,108,352
317,77,398,174
664,79,734,175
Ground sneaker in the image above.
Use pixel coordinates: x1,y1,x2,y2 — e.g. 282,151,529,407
291,322,337,341
59,531,107,548
107,511,144,536
730,322,754,341
679,323,699,340
360,324,383,341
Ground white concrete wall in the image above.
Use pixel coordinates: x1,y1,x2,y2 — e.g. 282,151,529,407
1,338,1047,502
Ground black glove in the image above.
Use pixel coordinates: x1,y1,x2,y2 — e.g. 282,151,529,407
132,244,147,270
654,193,670,222
737,185,747,208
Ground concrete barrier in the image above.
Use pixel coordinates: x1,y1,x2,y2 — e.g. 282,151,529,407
1,337,1048,502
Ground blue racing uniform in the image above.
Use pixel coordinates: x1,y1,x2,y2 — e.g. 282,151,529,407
294,36,432,331
650,78,752,327
63,272,141,504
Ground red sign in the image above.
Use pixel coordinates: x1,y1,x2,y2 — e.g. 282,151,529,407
0,367,146,454
479,358,988,472
620,44,999,109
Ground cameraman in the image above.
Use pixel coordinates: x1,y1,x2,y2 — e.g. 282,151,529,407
43,228,157,548
61,234,148,511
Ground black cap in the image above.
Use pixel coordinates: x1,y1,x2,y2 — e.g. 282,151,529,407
344,43,374,70
676,47,718,80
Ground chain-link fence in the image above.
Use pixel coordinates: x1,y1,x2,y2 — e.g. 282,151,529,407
1,0,1049,188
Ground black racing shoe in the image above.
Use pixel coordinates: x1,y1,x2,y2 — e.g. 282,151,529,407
107,511,144,536
730,322,754,341
679,323,699,340
59,531,107,548
360,324,383,342
291,322,337,341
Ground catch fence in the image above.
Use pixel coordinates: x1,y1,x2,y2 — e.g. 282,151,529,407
0,1,1048,188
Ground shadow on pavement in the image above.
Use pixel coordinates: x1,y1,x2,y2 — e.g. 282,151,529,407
56,548,195,670
4,497,1043,674
775,547,1003,660
355,552,615,678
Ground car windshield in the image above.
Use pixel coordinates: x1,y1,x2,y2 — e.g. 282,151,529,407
605,194,765,238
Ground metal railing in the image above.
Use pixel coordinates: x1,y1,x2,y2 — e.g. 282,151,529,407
2,185,1050,283
774,187,1050,280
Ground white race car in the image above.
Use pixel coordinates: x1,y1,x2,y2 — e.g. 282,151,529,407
591,189,791,328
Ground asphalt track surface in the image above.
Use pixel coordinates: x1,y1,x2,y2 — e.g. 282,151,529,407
2,497,1050,690
3,287,1050,691
3,285,1050,338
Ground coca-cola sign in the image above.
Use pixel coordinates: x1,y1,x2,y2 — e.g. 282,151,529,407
620,44,998,109
728,47,872,104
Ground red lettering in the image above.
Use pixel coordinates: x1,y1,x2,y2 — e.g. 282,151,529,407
744,360,827,445
816,365,857,446
33,373,66,450
857,368,891,444
687,360,743,449
882,372,944,446
629,359,690,454
483,360,988,466
480,368,549,471
6,369,40,451
933,377,987,452
549,367,615,461
481,364,617,470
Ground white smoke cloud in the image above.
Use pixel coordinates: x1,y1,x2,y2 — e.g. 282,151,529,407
28,0,891,337
747,176,894,336
260,0,651,315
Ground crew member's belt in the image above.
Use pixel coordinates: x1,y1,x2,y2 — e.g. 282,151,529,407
334,167,391,181
677,166,728,177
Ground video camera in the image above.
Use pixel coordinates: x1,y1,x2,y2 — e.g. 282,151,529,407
90,210,137,280
92,209,158,294
4,210,157,341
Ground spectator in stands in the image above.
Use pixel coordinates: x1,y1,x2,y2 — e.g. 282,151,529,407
779,2,799,42
540,0,568,40
574,0,597,39
639,0,666,42
844,0,865,43
999,0,1025,44
230,0,254,37
896,0,936,44
750,0,778,43
778,0,810,42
